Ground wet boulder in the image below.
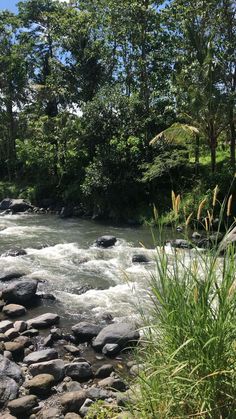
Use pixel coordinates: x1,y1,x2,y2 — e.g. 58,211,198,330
0,272,25,282
0,198,33,213
92,323,140,352
2,280,38,304
27,313,60,329
2,249,27,257
167,239,193,249
95,235,117,248
132,254,150,263
23,348,58,365
72,322,102,342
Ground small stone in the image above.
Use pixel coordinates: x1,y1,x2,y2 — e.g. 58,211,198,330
0,333,8,342
36,407,62,418
42,334,54,347
64,345,81,356
8,395,38,416
26,374,54,396
64,381,82,392
14,335,31,347
98,377,126,392
14,320,27,333
4,350,12,359
0,320,13,333
4,328,19,340
95,364,114,378
0,300,6,310
3,304,26,317
60,390,87,413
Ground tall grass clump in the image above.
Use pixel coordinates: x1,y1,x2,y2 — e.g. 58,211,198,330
132,232,236,416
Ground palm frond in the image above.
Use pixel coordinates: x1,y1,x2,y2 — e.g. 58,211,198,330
150,123,200,146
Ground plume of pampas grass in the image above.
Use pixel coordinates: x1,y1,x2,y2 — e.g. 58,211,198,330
197,198,207,220
227,194,233,217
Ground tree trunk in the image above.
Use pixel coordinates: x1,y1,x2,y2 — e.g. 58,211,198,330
6,98,15,181
210,140,216,173
195,134,200,174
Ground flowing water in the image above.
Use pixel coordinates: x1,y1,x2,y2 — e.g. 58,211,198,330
0,213,183,328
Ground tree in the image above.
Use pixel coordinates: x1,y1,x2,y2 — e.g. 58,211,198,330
0,11,27,180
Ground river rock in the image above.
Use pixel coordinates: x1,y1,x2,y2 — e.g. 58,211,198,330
0,300,6,310
60,390,87,413
64,413,82,419
64,345,81,356
168,239,193,249
29,359,65,382
102,343,120,357
0,320,13,333
3,303,26,317
79,398,94,417
0,354,22,383
98,376,126,392
2,248,27,257
0,272,24,282
2,280,38,304
95,364,114,378
95,236,117,248
218,229,234,252
14,320,27,333
21,328,39,337
0,376,19,406
63,381,82,392
65,362,93,381
26,373,54,396
0,333,8,342
27,313,60,328
86,387,111,401
24,349,58,365
92,323,140,352
132,254,150,263
7,395,38,416
72,322,101,342
4,342,25,361
0,198,32,213
36,407,62,419
4,328,19,340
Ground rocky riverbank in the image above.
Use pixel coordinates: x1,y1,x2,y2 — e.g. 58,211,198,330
0,279,140,418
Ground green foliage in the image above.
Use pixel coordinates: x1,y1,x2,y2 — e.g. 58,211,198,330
132,243,236,418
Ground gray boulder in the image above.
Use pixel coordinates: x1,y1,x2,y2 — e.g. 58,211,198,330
65,362,93,382
26,373,54,396
95,236,117,248
0,376,19,406
23,348,58,365
27,313,59,329
72,322,102,342
0,354,22,383
2,280,38,304
168,239,193,249
218,228,235,252
92,323,140,352
28,359,65,382
95,364,114,378
0,320,13,333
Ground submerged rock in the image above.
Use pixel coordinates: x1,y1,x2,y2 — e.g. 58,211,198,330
2,280,38,304
0,272,25,282
92,323,140,352
2,249,27,257
95,235,117,248
132,254,150,263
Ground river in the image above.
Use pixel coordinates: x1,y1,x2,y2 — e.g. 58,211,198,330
0,213,182,329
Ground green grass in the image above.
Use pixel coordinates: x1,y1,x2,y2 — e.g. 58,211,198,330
130,242,236,418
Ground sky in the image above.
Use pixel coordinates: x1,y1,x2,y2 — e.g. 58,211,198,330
0,0,18,12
